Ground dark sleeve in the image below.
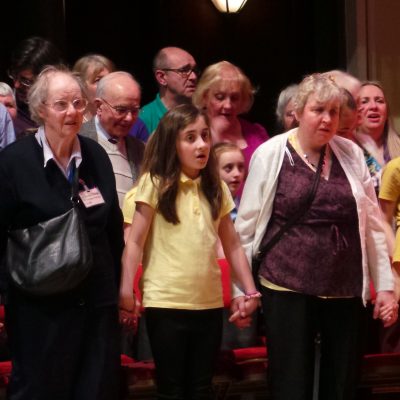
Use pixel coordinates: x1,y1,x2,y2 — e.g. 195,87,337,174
106,189,124,288
129,118,150,143
0,157,18,292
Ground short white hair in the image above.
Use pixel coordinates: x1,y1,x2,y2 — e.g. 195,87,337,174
0,82,16,104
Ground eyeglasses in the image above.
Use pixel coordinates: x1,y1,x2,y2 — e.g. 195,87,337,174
8,73,35,88
101,98,140,118
43,98,88,113
161,65,200,79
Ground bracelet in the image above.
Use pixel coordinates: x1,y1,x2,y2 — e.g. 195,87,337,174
245,291,262,300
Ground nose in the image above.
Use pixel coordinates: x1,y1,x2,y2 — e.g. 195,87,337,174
232,166,241,178
322,111,332,124
196,137,208,149
222,98,232,109
369,100,379,110
66,102,77,114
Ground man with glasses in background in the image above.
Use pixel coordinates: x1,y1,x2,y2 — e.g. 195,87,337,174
130,46,199,142
80,71,144,208
8,37,63,138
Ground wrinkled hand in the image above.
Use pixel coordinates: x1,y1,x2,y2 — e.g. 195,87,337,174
373,290,399,328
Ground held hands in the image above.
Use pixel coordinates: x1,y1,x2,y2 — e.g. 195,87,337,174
373,290,399,328
229,292,260,328
118,291,141,329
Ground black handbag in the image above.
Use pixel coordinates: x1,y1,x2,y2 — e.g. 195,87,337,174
252,145,326,285
6,167,93,296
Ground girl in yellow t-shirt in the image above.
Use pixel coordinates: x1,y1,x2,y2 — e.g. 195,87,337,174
119,104,259,399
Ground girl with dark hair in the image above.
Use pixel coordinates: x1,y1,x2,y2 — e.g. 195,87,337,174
119,103,258,399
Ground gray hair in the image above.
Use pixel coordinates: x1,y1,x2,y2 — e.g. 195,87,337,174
0,83,16,104
294,74,341,115
275,84,298,125
95,71,138,98
28,65,86,125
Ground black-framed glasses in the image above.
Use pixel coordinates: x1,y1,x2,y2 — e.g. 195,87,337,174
101,98,140,118
8,72,35,88
161,65,200,79
43,98,88,113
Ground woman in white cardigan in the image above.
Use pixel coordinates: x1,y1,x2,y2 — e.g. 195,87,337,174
235,74,398,400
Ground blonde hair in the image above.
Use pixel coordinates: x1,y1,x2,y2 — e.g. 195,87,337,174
294,73,341,115
213,142,243,162
73,54,115,85
192,61,255,114
359,81,400,159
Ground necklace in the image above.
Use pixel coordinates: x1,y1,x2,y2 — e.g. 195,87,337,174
303,152,325,169
291,132,330,178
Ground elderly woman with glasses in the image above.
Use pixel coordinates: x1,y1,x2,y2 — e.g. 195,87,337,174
0,66,124,400
236,73,397,400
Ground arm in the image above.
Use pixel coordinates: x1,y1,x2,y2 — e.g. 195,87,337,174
379,199,396,258
219,215,259,321
357,154,397,325
119,202,154,318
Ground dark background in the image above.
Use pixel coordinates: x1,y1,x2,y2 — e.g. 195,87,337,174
0,0,346,134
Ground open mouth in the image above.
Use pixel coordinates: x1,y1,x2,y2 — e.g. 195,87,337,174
367,113,381,122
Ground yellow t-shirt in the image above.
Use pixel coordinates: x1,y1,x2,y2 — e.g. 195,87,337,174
379,157,400,262
135,172,235,310
122,186,137,224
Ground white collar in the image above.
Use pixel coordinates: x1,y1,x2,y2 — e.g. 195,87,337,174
35,126,82,179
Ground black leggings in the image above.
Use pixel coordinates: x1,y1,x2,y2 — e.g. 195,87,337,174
146,307,223,400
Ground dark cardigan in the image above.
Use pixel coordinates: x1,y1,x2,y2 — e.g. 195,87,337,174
0,134,124,306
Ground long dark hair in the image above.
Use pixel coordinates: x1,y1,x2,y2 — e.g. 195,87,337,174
141,104,223,224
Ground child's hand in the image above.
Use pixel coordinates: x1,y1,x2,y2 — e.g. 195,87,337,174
229,295,259,323
232,315,252,329
229,296,247,322
119,292,141,326
373,290,399,327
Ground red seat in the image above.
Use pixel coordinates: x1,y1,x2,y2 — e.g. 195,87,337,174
0,361,12,387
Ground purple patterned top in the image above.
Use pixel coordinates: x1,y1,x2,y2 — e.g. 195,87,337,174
259,143,363,297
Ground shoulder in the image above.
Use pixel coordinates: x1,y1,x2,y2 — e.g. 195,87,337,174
79,119,97,139
140,95,161,115
252,131,289,158
240,118,269,140
78,135,111,165
125,135,145,153
0,134,39,163
383,157,400,176
330,135,364,160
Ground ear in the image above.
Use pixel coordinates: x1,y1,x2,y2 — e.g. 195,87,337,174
37,104,46,120
155,69,168,87
294,109,301,122
94,98,102,115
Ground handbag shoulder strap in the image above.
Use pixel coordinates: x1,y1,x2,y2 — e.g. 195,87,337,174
70,164,80,206
256,144,326,261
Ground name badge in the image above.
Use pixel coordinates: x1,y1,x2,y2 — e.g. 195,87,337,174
79,187,105,208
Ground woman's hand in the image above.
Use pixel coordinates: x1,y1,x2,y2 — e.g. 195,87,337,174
119,292,141,327
373,290,399,327
229,296,259,327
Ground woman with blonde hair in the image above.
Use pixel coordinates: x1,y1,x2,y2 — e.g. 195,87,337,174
73,54,115,121
355,81,400,194
192,61,268,170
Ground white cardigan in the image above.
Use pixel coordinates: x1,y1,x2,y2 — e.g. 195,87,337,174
235,129,394,304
